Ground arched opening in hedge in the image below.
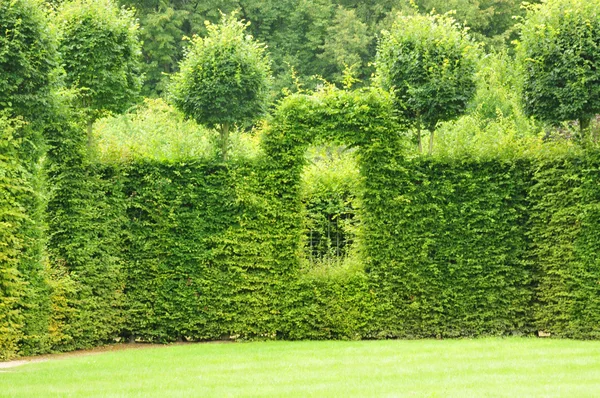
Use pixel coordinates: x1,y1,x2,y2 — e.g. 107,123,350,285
259,87,407,274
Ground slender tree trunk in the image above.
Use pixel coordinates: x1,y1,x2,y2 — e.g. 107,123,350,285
579,117,591,141
416,124,422,154
220,122,230,161
87,119,94,152
428,130,435,155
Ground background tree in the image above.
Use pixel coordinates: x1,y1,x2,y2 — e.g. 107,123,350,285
319,6,371,84
517,0,600,140
170,13,271,160
417,0,530,49
137,4,188,95
376,13,478,153
0,0,56,123
116,0,529,96
56,0,143,143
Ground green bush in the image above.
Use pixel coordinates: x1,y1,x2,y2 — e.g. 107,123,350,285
376,13,479,152
8,85,600,358
0,0,58,358
0,116,27,359
44,96,127,351
170,13,271,160
366,158,534,337
0,0,56,123
122,161,246,341
517,0,600,137
56,0,142,129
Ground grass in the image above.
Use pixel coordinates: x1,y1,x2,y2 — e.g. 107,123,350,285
1,338,599,397
93,98,261,163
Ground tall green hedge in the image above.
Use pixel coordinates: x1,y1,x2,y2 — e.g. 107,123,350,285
366,158,533,338
0,0,57,359
0,117,54,359
529,150,600,338
0,117,27,359
45,106,126,351
121,160,284,341
6,88,600,358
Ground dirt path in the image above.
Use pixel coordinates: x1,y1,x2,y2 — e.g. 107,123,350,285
0,342,197,370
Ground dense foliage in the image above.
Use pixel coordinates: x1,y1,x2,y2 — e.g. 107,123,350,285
3,0,600,360
0,0,56,360
368,158,533,337
376,13,479,152
518,0,600,137
0,0,56,122
528,149,600,338
0,116,27,359
93,98,260,163
56,0,143,127
118,0,531,95
170,13,270,159
301,148,361,263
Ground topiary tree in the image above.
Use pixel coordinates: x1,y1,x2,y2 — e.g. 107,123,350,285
376,13,478,153
517,0,600,140
170,13,271,161
0,0,57,122
56,0,143,143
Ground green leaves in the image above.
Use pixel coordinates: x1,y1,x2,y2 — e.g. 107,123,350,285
375,13,479,152
528,151,600,338
367,158,534,338
517,0,600,136
170,13,271,160
56,0,143,122
0,0,57,123
0,116,27,359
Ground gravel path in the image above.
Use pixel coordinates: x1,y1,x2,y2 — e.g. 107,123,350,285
0,343,182,370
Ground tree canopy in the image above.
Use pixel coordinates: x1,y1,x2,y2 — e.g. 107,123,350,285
0,0,56,121
118,0,533,95
170,13,271,160
56,0,143,123
376,13,479,152
517,0,600,138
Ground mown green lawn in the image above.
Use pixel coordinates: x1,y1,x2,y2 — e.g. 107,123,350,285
1,338,599,397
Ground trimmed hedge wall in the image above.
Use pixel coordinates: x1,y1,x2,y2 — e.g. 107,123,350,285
5,88,600,358
44,107,127,351
0,119,53,359
0,117,28,359
366,158,533,338
121,160,291,341
529,152,600,338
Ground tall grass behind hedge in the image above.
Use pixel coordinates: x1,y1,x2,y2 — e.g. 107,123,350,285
93,99,261,163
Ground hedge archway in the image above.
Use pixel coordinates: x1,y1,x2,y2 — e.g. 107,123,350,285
260,87,533,339
260,87,407,275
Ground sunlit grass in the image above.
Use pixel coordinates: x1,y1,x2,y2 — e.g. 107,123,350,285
1,338,599,397
93,98,261,163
